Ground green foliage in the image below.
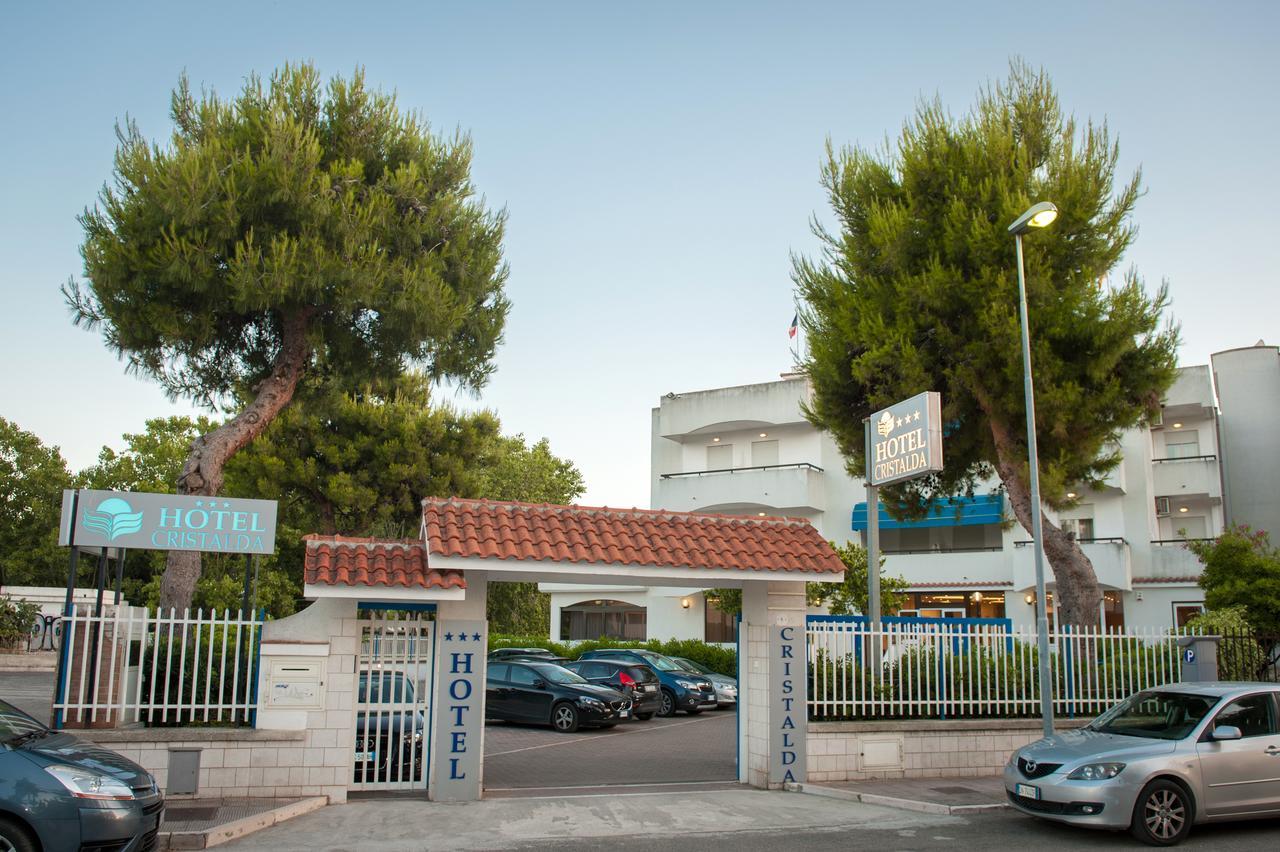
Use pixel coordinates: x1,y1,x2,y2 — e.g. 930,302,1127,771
705,589,741,617
1184,606,1271,681
66,63,510,404
0,418,73,588
488,634,738,678
138,620,261,726
0,594,41,649
137,561,298,618
1189,527,1280,635
807,540,908,615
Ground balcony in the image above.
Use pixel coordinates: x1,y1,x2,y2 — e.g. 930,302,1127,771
1144,542,1206,582
656,463,825,513
1152,456,1221,500
882,548,1012,586
656,379,809,439
1013,538,1132,591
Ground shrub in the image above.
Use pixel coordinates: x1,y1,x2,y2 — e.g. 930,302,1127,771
0,595,40,650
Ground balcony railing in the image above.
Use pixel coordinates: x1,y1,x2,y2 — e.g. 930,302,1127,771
881,546,1003,555
659,462,824,479
1152,454,1217,464
1014,537,1126,547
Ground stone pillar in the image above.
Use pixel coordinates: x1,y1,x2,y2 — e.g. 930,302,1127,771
739,579,807,789
429,571,488,801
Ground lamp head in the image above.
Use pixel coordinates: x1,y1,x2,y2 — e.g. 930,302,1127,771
1007,201,1059,235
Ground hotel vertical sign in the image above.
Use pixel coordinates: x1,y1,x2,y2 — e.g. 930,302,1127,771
430,620,486,802
769,612,807,785
867,391,943,487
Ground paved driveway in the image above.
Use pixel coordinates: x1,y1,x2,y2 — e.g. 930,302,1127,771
0,670,56,722
484,709,736,789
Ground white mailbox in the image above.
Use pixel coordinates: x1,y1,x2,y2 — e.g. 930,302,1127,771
266,657,326,710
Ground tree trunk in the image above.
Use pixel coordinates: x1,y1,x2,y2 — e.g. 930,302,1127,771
976,390,1103,628
159,310,314,610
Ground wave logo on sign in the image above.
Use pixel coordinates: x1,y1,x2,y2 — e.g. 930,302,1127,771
81,497,144,541
876,409,896,437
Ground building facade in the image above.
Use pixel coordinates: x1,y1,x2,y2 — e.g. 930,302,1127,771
544,344,1280,640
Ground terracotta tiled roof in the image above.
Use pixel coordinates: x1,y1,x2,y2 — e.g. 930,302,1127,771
1133,575,1201,585
303,535,466,590
421,497,844,575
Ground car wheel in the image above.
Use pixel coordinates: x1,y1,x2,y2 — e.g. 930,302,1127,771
551,702,580,733
1130,779,1193,846
658,690,676,717
636,712,654,721
0,817,38,852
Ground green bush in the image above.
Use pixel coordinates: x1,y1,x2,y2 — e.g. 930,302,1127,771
1185,607,1270,681
0,595,40,650
487,634,738,678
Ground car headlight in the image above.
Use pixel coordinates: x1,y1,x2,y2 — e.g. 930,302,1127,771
1067,762,1126,781
675,680,698,690
43,764,135,800
576,696,605,708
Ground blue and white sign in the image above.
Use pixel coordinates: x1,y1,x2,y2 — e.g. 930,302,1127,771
1183,648,1196,664
59,489,278,554
769,613,807,784
430,619,486,801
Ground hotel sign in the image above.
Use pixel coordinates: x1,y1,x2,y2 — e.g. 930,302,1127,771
867,391,943,487
431,620,486,802
59,489,278,555
769,612,807,785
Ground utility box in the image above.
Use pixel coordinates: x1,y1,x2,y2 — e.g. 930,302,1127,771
167,748,201,795
1177,635,1221,682
265,657,326,710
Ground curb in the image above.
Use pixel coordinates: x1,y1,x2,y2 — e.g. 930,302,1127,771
162,796,329,850
785,782,1009,816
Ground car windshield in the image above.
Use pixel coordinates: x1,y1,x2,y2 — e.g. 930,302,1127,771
1089,690,1219,740
540,666,588,685
637,653,681,672
673,657,712,675
0,699,46,743
359,674,415,704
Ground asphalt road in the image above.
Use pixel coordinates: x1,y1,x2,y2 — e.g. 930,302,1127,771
483,707,737,789
0,670,56,722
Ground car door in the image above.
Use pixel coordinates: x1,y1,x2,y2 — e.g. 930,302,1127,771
486,663,512,719
1196,692,1280,816
507,664,555,723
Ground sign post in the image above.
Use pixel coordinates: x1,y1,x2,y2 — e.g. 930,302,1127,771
863,392,944,646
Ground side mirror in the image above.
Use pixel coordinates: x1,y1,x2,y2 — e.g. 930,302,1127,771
1212,725,1243,741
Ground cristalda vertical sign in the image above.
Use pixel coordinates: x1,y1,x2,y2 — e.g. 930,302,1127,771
769,612,807,784
430,620,485,801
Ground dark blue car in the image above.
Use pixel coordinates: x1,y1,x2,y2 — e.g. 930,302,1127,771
0,698,164,852
578,650,717,717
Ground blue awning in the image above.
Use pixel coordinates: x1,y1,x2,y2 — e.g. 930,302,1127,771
851,493,1004,531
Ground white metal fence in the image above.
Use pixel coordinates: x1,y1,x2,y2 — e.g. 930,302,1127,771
352,610,434,791
807,620,1184,721
53,607,263,728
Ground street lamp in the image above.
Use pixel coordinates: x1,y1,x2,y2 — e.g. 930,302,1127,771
1008,200,1058,737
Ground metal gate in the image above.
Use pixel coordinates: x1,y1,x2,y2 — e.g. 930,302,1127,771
351,609,435,792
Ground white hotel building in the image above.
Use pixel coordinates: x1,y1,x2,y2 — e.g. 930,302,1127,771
542,343,1280,642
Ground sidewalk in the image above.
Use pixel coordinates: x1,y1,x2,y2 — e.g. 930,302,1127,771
791,775,1008,815
160,796,326,849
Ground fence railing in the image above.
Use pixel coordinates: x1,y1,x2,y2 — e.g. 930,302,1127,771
807,619,1184,721
53,607,263,729
1216,629,1280,682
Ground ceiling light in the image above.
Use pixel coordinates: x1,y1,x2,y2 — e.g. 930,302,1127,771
1179,506,1189,513
759,432,768,438
712,437,720,442
757,512,766,517
1066,492,1077,499
1172,422,1183,429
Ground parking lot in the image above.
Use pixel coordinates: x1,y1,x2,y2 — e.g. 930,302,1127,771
483,708,737,790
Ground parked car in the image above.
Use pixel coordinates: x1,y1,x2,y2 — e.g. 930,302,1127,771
1,698,164,852
1005,682,1280,846
667,656,738,709
578,650,717,717
562,659,662,720
486,661,632,732
354,671,424,783
488,647,566,663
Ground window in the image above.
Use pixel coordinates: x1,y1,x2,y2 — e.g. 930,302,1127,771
1165,434,1200,458
1176,516,1208,539
486,663,509,683
1061,518,1095,541
509,666,540,686
706,444,733,470
560,600,647,641
1172,602,1205,628
897,592,1005,619
1102,591,1125,631
751,440,779,467
704,595,738,643
1212,694,1276,738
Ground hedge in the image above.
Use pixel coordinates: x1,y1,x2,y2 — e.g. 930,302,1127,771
488,634,737,678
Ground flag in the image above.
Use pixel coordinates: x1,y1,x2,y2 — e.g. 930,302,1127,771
788,313,798,339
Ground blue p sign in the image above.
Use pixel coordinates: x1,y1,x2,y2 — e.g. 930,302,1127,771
1183,648,1196,664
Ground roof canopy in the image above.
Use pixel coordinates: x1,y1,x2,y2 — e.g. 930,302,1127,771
303,535,466,602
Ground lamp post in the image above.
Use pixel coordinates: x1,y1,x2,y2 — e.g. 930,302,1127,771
1007,200,1058,738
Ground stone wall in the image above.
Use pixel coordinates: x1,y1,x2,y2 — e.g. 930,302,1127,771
806,718,1090,782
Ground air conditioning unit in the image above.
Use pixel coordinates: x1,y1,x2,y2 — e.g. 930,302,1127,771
1155,497,1171,516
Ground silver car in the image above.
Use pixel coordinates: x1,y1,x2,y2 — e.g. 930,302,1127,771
1004,682,1280,845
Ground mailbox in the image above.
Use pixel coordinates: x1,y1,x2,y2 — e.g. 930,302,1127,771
1176,635,1220,682
265,657,326,710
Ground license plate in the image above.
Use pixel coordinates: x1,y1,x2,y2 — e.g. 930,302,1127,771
355,751,376,763
620,710,629,718
644,684,656,692
1015,783,1040,800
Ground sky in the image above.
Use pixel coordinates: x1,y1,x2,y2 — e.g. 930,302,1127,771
2,1,1277,510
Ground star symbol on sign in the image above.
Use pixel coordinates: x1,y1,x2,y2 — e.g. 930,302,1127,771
444,632,454,641
913,411,921,422
472,633,482,642
895,417,903,428
458,632,468,642
195,500,203,507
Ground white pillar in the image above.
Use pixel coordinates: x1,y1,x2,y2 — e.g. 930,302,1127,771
739,579,807,789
